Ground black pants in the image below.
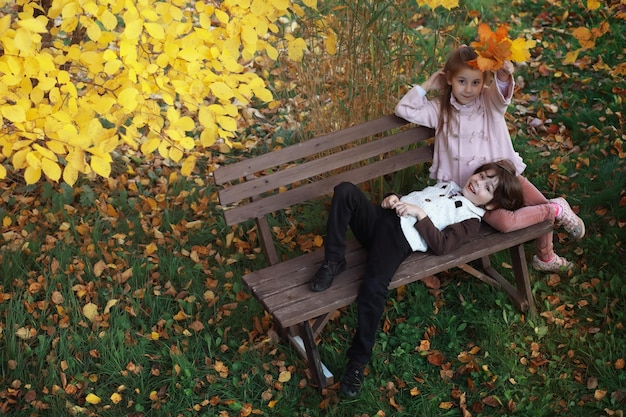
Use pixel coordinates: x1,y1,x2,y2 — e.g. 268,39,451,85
325,182,413,365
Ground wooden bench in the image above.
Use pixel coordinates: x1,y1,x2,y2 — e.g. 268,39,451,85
213,114,553,392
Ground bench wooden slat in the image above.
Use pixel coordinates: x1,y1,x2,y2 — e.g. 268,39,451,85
213,114,411,185
217,127,432,205
223,145,433,225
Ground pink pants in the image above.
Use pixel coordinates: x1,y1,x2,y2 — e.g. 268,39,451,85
483,175,556,261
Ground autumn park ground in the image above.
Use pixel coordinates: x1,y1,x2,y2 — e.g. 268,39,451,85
1,0,625,416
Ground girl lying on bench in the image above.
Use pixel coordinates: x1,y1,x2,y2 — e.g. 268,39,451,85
308,159,524,397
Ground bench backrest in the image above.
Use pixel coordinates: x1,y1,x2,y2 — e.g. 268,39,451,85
213,114,434,264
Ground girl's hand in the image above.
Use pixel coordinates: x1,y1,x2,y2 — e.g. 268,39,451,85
421,69,447,92
496,61,514,81
382,194,400,209
390,201,427,220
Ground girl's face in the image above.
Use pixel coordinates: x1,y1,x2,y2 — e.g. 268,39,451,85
462,169,498,208
448,66,484,105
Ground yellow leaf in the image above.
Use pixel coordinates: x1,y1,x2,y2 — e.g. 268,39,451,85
0,15,11,35
45,140,67,155
439,401,454,409
93,260,107,277
91,96,117,114
210,82,235,101
586,0,600,10
86,21,102,41
200,128,217,148
26,151,42,169
17,16,49,33
215,9,229,24
118,88,139,112
301,0,318,8
221,53,244,72
241,25,257,47
104,299,118,314
173,310,188,321
325,30,337,55
32,143,56,160
90,155,111,178
85,393,101,405
123,19,143,40
15,327,34,340
169,146,183,162
287,37,307,62
278,371,291,383
100,10,118,30
265,44,278,60
42,158,62,182
141,242,157,257
0,164,6,180
24,166,42,184
144,22,165,39
1,105,26,123
63,165,79,186
273,0,290,10
141,136,161,154
174,116,195,131
563,49,580,65
509,38,536,63
198,106,215,127
2,216,10,227
217,115,237,132
110,393,122,404
176,135,193,150
83,303,99,322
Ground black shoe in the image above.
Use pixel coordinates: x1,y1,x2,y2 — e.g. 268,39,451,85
309,259,346,292
340,361,364,397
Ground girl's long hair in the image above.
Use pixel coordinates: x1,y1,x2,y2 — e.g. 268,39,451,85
438,46,489,136
474,159,524,211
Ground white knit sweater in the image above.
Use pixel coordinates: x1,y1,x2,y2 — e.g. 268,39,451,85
399,182,485,252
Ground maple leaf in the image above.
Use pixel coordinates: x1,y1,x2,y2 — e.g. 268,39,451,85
510,38,537,63
469,23,534,71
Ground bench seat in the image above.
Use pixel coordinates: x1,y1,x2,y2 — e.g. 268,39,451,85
243,221,551,330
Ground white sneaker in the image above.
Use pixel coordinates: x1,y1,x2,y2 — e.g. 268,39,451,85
551,197,585,240
532,254,574,272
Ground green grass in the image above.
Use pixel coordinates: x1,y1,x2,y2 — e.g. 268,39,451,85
1,0,625,416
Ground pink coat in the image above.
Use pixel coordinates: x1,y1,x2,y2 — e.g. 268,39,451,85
395,80,526,186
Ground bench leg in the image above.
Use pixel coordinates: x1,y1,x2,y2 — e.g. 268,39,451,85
298,322,331,392
509,244,535,313
475,245,534,312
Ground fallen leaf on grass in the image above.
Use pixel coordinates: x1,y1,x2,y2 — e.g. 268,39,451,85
83,303,99,322
482,395,502,407
594,390,607,401
428,350,444,366
422,276,440,289
85,393,101,405
278,371,291,383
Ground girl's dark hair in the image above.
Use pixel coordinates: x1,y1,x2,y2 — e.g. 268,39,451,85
438,46,490,135
474,159,524,211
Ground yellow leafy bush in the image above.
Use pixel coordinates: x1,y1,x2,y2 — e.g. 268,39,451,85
0,0,314,185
